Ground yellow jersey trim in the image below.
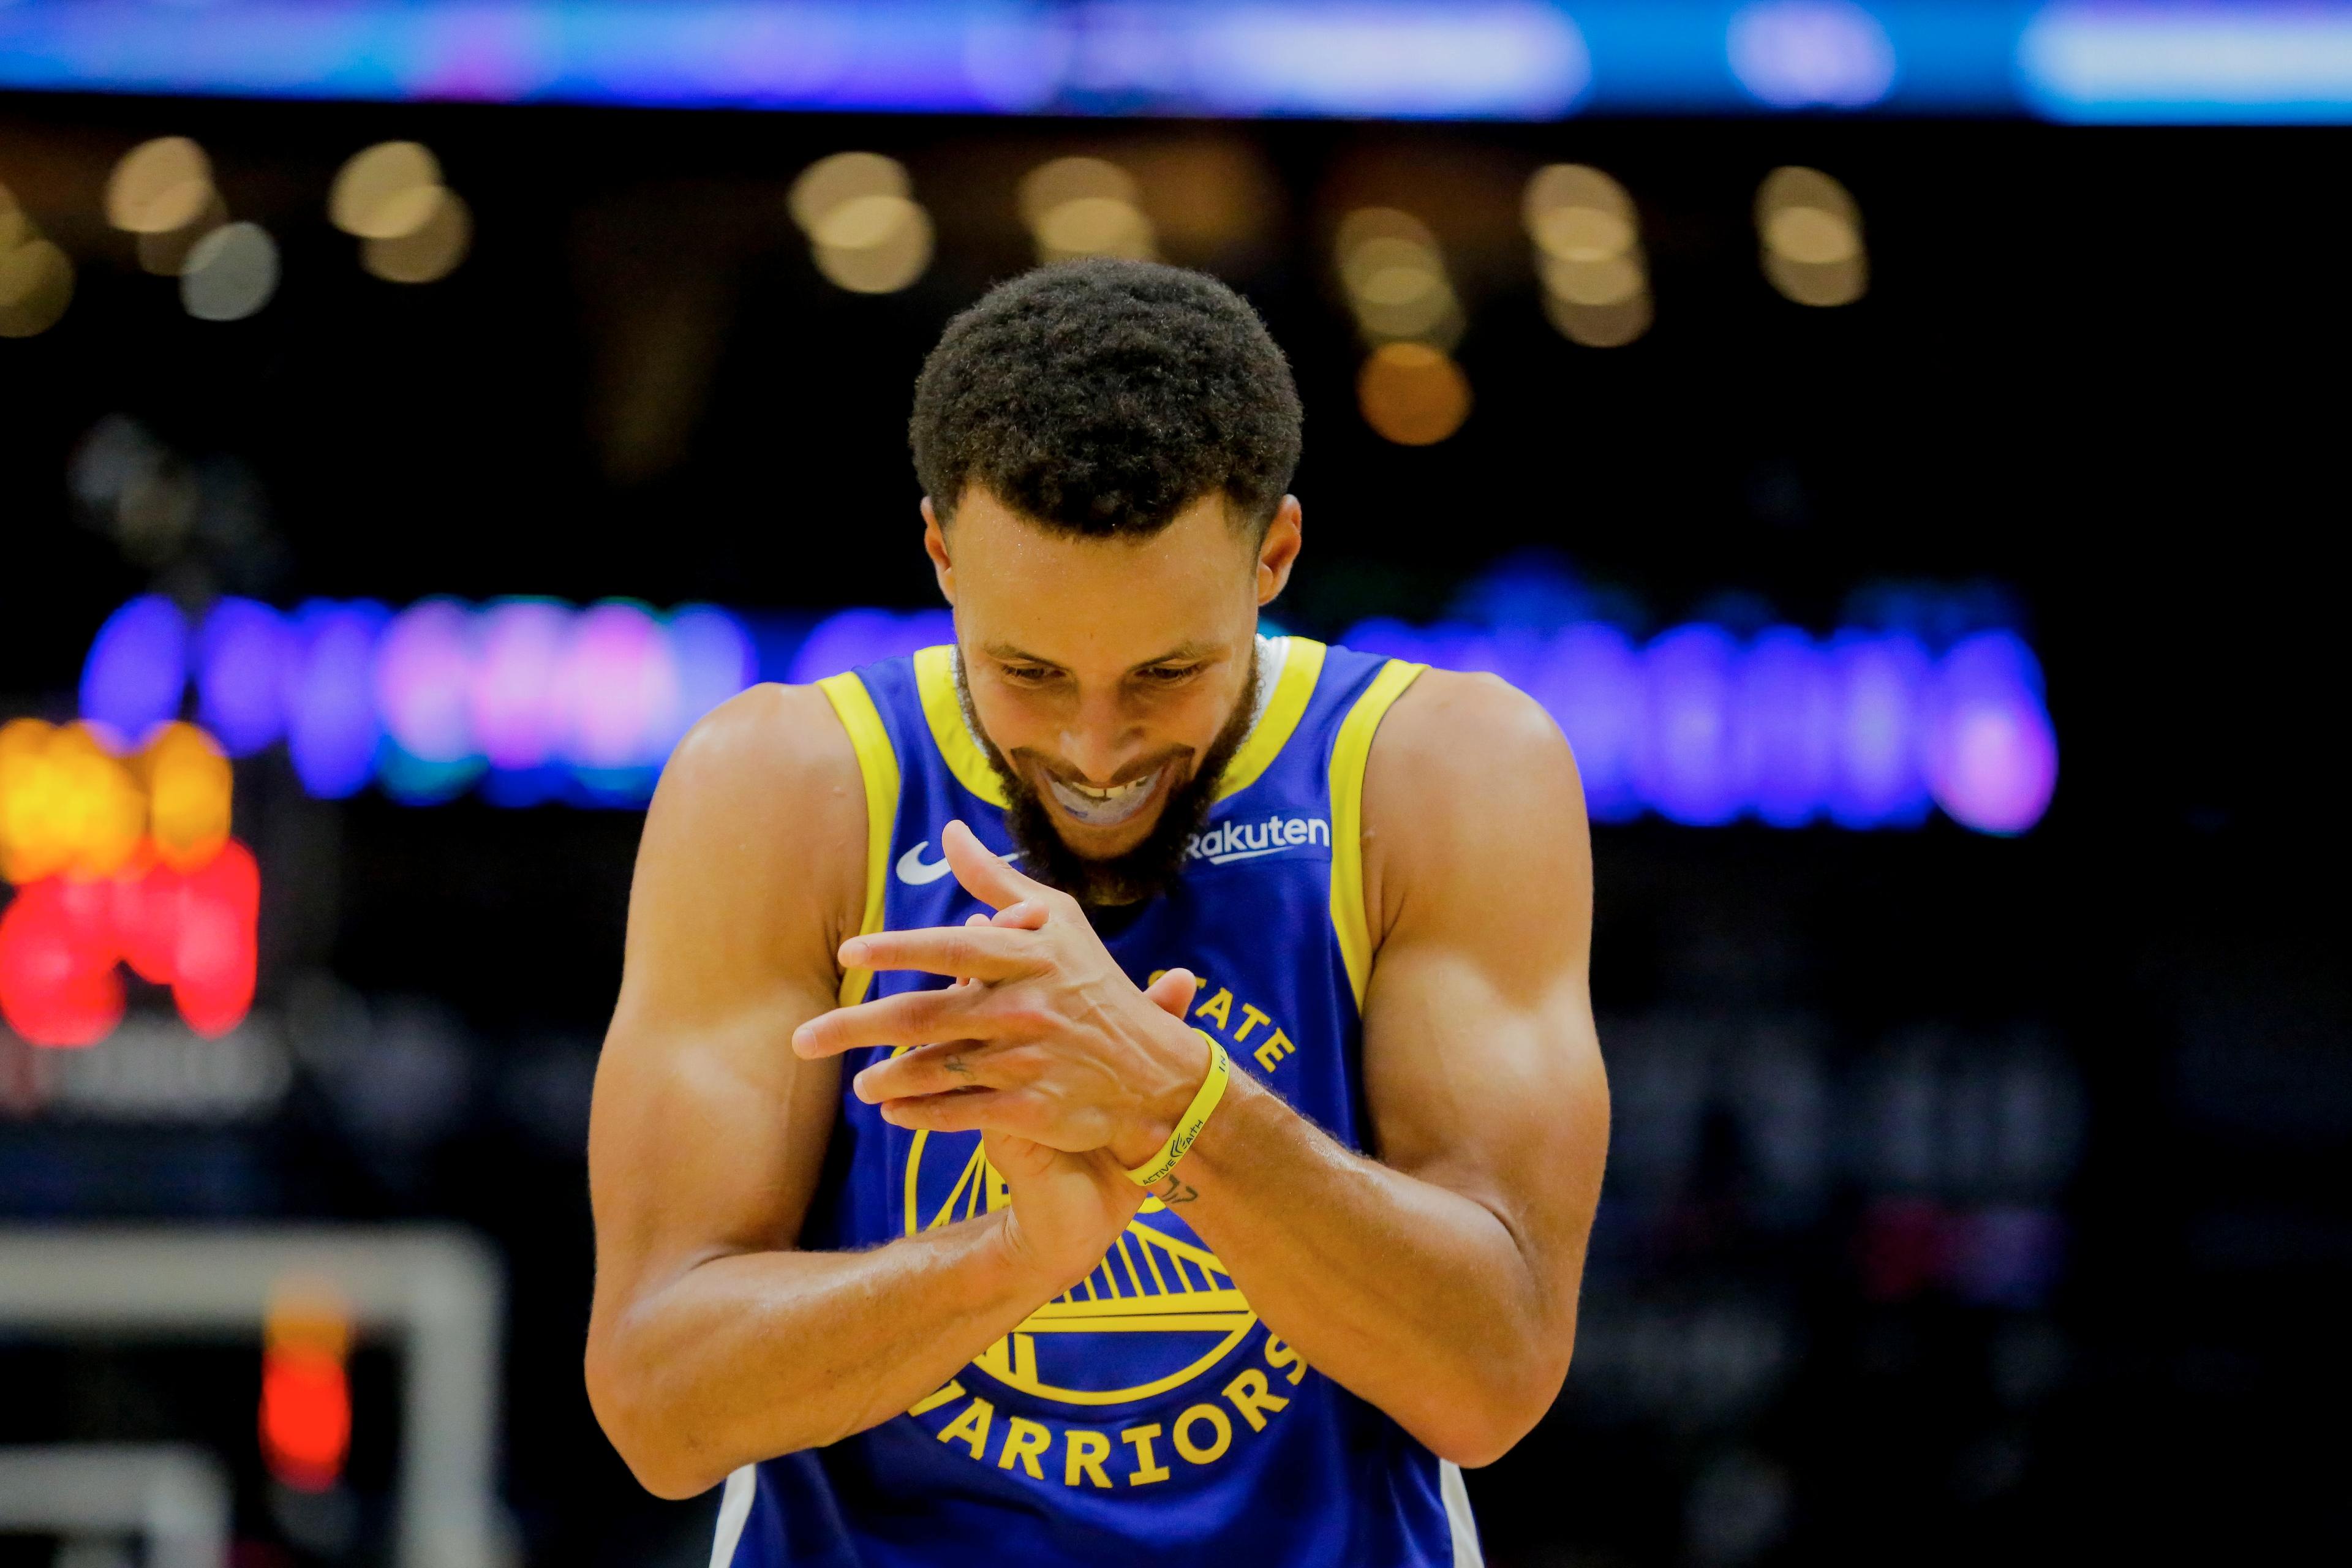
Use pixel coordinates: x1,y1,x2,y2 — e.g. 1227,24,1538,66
816,671,900,1007
911,644,1010,809
1327,659,1427,1012
1214,636,1325,802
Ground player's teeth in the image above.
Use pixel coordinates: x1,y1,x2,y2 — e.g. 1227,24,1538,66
1046,768,1161,826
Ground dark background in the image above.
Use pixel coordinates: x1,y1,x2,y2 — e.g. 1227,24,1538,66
5,92,2348,1566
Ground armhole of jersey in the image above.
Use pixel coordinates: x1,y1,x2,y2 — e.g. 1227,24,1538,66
816,671,900,1008
707,1464,755,1568
1327,658,1427,1012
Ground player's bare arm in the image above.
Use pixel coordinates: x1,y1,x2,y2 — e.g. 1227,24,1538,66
584,685,1189,1497
807,671,1605,1465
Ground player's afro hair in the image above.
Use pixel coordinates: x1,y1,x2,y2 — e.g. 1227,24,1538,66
910,258,1302,538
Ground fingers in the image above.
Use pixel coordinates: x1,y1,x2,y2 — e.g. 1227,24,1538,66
793,986,989,1058
882,1088,1103,1152
943,818,1058,913
839,921,1038,982
853,1039,1022,1102
1142,967,1197,1021
879,1088,1010,1134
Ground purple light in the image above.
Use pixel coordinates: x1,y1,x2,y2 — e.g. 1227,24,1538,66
1529,624,1643,823
0,1,1594,119
1926,631,2058,835
1737,627,1839,827
79,595,187,743
195,598,290,757
561,602,677,770
375,598,478,764
1828,633,1932,827
1639,624,1744,826
72,594,2055,832
667,606,758,745
789,608,956,684
284,601,388,799
469,598,571,770
1727,0,1898,108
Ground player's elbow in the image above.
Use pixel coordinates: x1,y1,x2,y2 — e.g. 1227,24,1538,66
1425,1341,1572,1469
584,1330,728,1501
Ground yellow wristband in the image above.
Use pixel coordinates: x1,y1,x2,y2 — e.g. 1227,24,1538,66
1126,1030,1231,1188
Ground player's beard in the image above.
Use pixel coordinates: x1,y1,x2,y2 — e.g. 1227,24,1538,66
959,645,1258,911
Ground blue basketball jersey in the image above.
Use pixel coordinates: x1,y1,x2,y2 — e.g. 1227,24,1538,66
712,638,1481,1567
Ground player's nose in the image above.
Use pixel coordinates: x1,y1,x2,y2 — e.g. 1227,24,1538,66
1056,705,1144,786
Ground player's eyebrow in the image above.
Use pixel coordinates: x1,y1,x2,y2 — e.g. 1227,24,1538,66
982,641,1221,673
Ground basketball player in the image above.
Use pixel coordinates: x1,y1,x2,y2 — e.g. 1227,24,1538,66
586,260,1608,1566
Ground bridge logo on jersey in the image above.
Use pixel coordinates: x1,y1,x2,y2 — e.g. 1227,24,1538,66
903,1130,1257,1406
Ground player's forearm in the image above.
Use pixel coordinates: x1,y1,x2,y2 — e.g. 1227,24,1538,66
1169,1073,1572,1467
587,1213,1052,1497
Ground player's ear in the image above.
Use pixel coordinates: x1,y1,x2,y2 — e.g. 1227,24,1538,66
921,497,956,605
1256,496,1302,608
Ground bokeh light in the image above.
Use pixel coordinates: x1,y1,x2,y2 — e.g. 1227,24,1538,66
1925,631,2059,834
330,141,445,238
0,716,255,1046
92,596,763,808
285,601,391,800
80,595,189,740
0,184,75,339
1639,624,1746,826
786,608,954,685
181,221,281,322
1758,165,1867,306
140,722,233,872
1343,617,2052,834
0,720,146,884
1335,207,1461,349
67,594,2057,837
260,1280,353,1493
136,188,228,277
331,141,472,283
790,151,932,293
1525,163,1651,347
1020,157,1156,263
104,137,214,235
1727,1,1898,109
363,190,472,283
197,597,294,756
1357,341,1471,447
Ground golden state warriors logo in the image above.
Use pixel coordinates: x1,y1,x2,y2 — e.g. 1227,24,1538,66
903,1130,1256,1405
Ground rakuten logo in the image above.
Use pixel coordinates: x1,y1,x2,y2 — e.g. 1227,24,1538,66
1186,815,1331,865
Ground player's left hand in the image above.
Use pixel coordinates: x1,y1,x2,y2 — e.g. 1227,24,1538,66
790,819,1210,1169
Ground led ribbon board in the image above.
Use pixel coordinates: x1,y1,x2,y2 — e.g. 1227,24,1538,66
74,595,2054,833
6,3,2352,121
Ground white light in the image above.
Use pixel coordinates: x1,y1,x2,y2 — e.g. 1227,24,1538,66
179,221,279,322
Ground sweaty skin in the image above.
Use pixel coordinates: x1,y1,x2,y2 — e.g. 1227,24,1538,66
585,491,1608,1498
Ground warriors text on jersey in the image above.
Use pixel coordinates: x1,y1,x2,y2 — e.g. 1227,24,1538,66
711,637,1483,1568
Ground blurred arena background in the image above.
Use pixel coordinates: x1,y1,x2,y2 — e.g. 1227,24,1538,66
3,3,2349,1564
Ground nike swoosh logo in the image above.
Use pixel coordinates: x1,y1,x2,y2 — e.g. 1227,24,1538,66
895,840,1019,886
1204,845,1291,865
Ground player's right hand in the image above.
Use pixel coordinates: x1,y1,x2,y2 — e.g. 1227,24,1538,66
963,906,1194,1293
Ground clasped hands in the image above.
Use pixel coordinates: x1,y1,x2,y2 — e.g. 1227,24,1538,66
791,819,1210,1174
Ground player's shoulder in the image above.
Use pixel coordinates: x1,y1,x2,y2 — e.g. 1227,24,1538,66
646,680,866,843
1359,666,1589,946
1367,665,1576,796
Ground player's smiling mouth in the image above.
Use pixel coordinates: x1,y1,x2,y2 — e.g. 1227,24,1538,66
1042,766,1164,828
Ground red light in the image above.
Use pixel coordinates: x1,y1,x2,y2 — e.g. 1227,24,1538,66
0,879,126,1046
0,839,258,1045
260,1346,352,1491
